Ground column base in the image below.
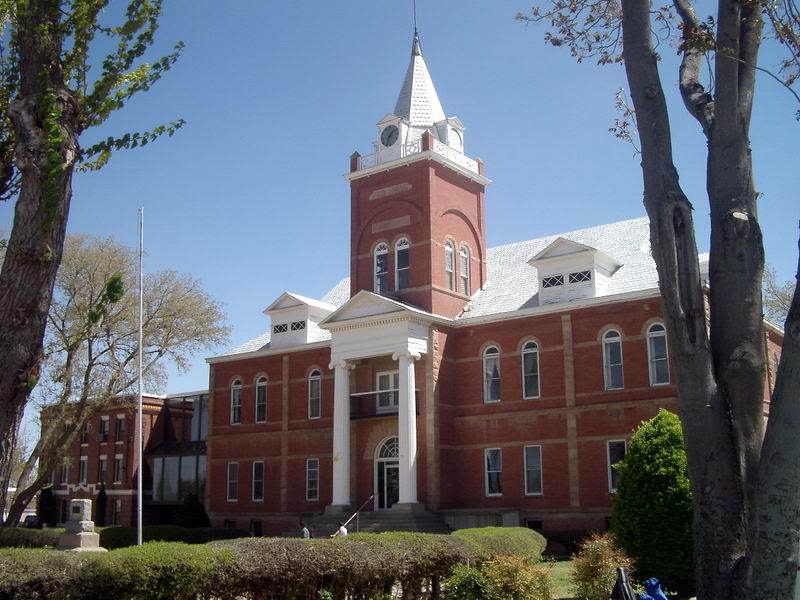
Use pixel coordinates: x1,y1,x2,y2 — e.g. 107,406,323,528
390,502,427,515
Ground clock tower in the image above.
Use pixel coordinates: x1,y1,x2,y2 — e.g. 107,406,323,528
347,33,490,318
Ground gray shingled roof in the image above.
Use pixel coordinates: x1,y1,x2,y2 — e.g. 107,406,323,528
218,217,683,357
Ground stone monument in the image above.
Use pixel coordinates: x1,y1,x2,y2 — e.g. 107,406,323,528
57,499,107,552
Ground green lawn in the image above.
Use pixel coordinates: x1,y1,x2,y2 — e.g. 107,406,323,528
544,559,575,599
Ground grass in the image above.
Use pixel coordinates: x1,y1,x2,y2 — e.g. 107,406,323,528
544,559,575,599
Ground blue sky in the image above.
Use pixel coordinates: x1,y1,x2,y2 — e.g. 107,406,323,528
4,1,798,439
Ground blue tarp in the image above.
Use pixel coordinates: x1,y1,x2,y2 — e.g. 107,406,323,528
637,577,669,600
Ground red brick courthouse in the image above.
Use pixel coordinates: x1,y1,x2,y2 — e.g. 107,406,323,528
204,34,784,536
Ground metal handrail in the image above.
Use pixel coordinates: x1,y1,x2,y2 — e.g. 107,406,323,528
331,494,374,537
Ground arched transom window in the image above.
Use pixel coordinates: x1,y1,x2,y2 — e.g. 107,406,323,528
374,243,389,295
521,341,540,399
483,346,501,403
230,379,242,424
647,324,669,385
395,238,410,290
378,437,399,459
603,330,624,390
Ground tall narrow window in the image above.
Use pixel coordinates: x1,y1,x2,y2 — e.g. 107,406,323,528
97,457,108,484
607,440,627,492
444,240,455,290
252,461,264,501
524,445,543,495
459,245,470,295
647,324,670,385
483,346,501,403
79,457,88,484
306,458,319,501
115,416,125,441
522,341,541,399
603,330,624,390
255,377,267,423
80,422,90,445
99,417,109,442
395,238,410,290
230,379,242,424
485,448,502,496
227,462,239,501
308,370,321,419
376,371,400,413
61,462,69,485
374,243,389,294
114,455,125,483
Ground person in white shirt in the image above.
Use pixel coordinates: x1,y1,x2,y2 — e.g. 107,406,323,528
337,522,348,537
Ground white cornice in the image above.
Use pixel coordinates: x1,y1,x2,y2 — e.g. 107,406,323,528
346,150,491,187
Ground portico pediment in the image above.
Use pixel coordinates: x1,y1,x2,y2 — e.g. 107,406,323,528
319,290,434,329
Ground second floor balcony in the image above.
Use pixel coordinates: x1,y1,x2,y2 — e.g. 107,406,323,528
350,389,420,420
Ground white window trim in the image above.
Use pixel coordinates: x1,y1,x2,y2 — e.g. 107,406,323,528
523,445,543,496
374,243,389,294
251,461,264,502
459,245,470,296
521,341,541,400
602,330,624,390
484,447,502,497
230,380,242,425
255,377,268,423
79,456,88,484
395,238,410,290
647,324,670,386
444,240,455,291
607,439,627,493
113,453,124,484
227,462,239,502
483,347,501,403
308,370,321,420
306,457,319,501
375,370,400,414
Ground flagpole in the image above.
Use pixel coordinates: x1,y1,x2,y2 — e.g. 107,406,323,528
137,207,144,546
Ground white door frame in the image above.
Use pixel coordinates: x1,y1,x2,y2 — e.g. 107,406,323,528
373,436,399,510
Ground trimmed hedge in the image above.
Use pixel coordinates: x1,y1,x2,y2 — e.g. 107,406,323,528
0,527,546,599
99,524,247,549
0,527,62,548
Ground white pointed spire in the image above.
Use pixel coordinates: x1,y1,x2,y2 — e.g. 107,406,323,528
393,33,446,127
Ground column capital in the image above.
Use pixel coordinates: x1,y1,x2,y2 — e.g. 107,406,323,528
392,350,421,362
328,359,355,371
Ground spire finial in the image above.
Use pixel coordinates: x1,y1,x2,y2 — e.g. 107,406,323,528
413,0,418,35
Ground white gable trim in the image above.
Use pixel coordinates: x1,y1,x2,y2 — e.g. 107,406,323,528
319,290,452,330
263,291,337,315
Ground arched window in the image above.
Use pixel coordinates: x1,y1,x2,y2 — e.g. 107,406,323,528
230,379,242,424
521,341,540,399
395,238,410,290
308,369,321,419
483,346,501,403
255,376,267,423
374,243,389,295
647,324,670,385
459,245,470,295
444,240,455,291
603,330,624,390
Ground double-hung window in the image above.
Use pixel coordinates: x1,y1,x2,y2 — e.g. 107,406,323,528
485,448,502,496
647,324,670,385
483,347,501,403
252,461,264,501
376,371,399,413
115,416,125,441
603,330,624,390
306,458,319,501
97,456,108,484
80,422,90,445
99,416,109,442
521,341,540,399
444,241,455,291
230,379,242,424
308,370,321,419
607,440,627,492
113,454,125,483
524,445,543,495
227,462,239,501
255,377,267,423
79,457,88,484
395,238,410,290
374,243,389,294
459,245,470,295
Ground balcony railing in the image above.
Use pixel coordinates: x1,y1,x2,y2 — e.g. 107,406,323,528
350,390,420,420
356,137,478,174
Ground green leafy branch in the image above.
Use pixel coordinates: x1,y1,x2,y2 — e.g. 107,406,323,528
77,117,186,171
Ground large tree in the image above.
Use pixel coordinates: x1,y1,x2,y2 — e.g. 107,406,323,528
2,234,228,525
0,0,185,522
518,1,800,598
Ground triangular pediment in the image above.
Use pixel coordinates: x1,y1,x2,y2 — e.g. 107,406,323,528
263,292,336,315
319,290,431,327
528,238,598,264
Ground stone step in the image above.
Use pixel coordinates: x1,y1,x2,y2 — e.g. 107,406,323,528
303,506,452,537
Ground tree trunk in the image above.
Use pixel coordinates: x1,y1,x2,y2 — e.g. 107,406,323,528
0,1,78,521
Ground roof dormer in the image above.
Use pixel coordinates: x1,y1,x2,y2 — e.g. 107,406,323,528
528,238,622,304
263,292,336,349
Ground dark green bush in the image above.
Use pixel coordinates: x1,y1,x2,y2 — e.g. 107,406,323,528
0,527,61,548
443,564,493,600
612,409,695,595
452,527,546,563
99,524,246,549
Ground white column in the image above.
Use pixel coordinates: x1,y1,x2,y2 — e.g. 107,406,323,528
330,360,352,506
394,351,418,504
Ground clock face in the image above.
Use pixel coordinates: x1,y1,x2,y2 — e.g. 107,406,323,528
381,125,399,147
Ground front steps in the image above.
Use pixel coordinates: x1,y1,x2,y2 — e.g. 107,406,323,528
303,503,451,537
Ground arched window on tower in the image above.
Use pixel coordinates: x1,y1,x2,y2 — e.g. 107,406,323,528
603,330,624,390
255,376,267,423
395,238,410,290
374,243,389,295
459,245,470,295
444,240,455,291
647,324,670,385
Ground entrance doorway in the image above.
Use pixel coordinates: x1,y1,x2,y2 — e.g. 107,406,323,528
375,437,400,510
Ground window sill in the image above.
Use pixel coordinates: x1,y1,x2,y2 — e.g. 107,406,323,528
483,399,502,404
525,492,544,497
649,381,670,387
115,441,124,444
252,499,264,503
522,396,541,401
227,499,238,503
308,416,321,421
486,494,503,498
255,420,267,424
604,387,624,392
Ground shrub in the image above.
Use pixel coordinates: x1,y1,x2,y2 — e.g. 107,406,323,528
0,548,86,600
452,527,546,563
612,409,695,595
443,564,493,600
482,555,553,600
99,524,246,549
0,527,61,548
571,533,633,600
